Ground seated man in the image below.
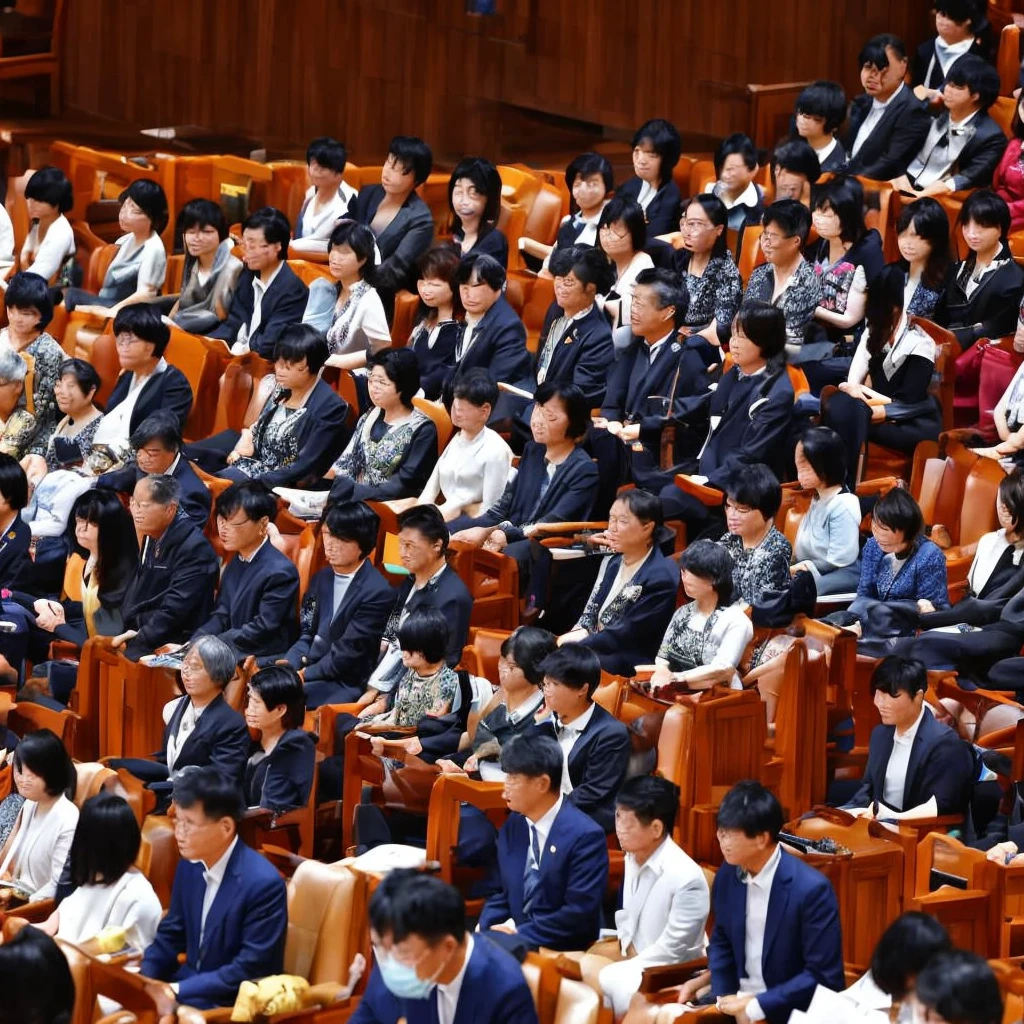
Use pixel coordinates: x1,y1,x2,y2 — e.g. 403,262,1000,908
769,140,821,205
843,656,975,822
478,734,609,952
892,55,1005,198
209,207,309,358
709,781,844,1024
139,769,287,1013
91,304,193,457
264,500,393,708
115,474,219,661
97,410,211,529
352,868,538,1024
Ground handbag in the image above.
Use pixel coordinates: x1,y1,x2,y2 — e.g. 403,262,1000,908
751,569,817,628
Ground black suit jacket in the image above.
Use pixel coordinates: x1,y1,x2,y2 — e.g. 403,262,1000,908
844,87,932,180
157,693,250,784
210,263,309,359
533,303,615,406
351,186,435,295
243,728,316,813
105,364,194,438
388,565,473,667
912,37,989,91
848,709,975,815
616,177,682,237
909,111,1007,192
0,514,31,591
935,246,1024,347
193,540,299,658
98,456,211,530
121,515,220,659
449,297,532,389
411,319,460,400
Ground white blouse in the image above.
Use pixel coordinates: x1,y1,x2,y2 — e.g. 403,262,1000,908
417,426,513,517
968,529,1024,595
0,795,79,900
19,215,75,284
596,251,655,330
291,182,358,253
55,869,162,951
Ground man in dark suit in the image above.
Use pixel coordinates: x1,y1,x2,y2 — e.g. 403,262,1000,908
478,734,608,952
115,474,220,662
140,769,288,1012
893,55,1005,197
912,0,989,96
844,656,975,820
264,501,393,708
209,207,309,359
97,410,211,529
844,34,931,181
709,781,844,1024
97,304,194,450
351,868,538,1024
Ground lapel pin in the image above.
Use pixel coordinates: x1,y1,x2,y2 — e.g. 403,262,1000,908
550,845,556,854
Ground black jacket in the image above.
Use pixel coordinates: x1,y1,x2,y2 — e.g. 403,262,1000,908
243,728,316,814
98,456,212,530
105,364,194,438
411,319,460,401
351,186,435,295
209,263,309,359
388,565,473,667
157,693,250,784
616,177,683,237
907,110,1007,193
844,87,932,181
533,303,615,406
448,297,532,390
0,515,31,591
912,37,989,91
935,245,1024,347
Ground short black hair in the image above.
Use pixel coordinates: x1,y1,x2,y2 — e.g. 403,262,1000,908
538,643,602,697
565,152,614,196
733,301,787,361
172,765,245,823
216,478,278,523
598,196,647,254
4,271,53,329
249,664,306,730
139,472,181,508
368,346,420,407
549,244,616,295
322,500,380,558
870,655,928,698
454,251,506,291
57,357,101,398
798,426,847,488
534,379,592,440
451,367,499,410
24,165,73,212
944,53,1000,111
859,33,907,70
274,322,331,375
328,219,378,282
368,867,466,945
500,733,564,791
0,453,28,511
129,410,181,453
113,303,171,357
915,950,1002,1024
397,503,449,554
763,198,812,245
714,133,760,177
306,136,348,173
934,0,976,21
613,488,663,531
959,188,1011,240
397,607,450,664
70,792,141,888
870,912,951,999
896,197,951,291
388,135,433,187
0,927,75,1024
999,468,1024,534
681,194,731,259
812,175,866,246
176,198,229,242
771,140,821,188
680,539,735,605
501,626,558,687
616,775,680,835
242,206,292,262
716,779,783,840
13,728,75,798
448,157,503,231
726,463,782,520
795,80,848,134
631,118,682,187
872,486,924,541
634,267,690,328
120,179,169,235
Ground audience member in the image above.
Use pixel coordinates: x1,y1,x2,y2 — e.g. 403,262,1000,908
0,346,36,458
448,156,507,265
993,94,1024,231
616,118,683,237
30,358,103,478
912,0,988,97
409,244,462,400
0,453,30,587
595,196,654,335
769,139,821,205
705,133,765,232
893,197,952,320
535,151,613,270
13,166,75,289
793,80,848,172
291,136,357,254
912,949,1003,1024
0,927,75,1024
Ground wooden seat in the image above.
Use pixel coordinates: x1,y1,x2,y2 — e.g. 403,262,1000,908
391,288,419,345
0,0,66,115
464,627,512,683
448,541,519,631
163,326,229,441
8,700,78,749
411,396,453,455
998,23,1022,96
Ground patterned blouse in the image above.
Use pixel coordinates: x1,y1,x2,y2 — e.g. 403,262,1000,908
332,407,430,486
0,330,63,457
744,259,822,343
575,554,646,633
372,664,459,727
232,376,310,480
43,413,103,471
0,409,36,459
718,528,793,605
673,253,743,333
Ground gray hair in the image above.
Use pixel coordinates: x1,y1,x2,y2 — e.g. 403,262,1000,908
190,635,237,688
139,473,181,507
0,348,28,385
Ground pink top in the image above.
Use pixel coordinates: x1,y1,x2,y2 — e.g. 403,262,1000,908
994,138,1024,232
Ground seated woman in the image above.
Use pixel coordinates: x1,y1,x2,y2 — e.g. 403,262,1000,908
912,0,990,98
794,80,848,172
4,166,75,291
409,244,462,401
64,179,169,314
935,189,1024,348
993,95,1024,232
615,118,683,238
596,197,654,337
0,349,36,460
672,194,743,351
770,139,821,205
704,133,765,233
447,157,507,266
34,792,161,950
892,197,951,321
0,728,77,901
532,152,613,271
168,198,243,335
558,489,680,676
417,369,513,522
0,454,30,589
648,540,753,694
243,665,317,815
301,220,391,370
823,265,943,489
350,135,435,301
719,464,792,607
791,427,863,597
290,136,357,254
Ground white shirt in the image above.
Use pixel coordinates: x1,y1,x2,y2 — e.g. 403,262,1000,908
19,214,75,284
813,138,840,167
165,697,208,772
644,331,676,369
706,180,760,213
926,36,976,86
528,794,564,864
92,358,168,449
436,934,474,1024
200,836,239,947
882,704,927,811
292,182,358,252
596,251,655,330
968,529,1024,596
238,535,270,564
417,426,513,517
740,843,783,1022
458,315,483,361
555,705,596,795
851,83,905,157
635,180,658,212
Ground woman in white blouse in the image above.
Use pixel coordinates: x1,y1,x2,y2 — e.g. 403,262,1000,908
3,166,76,291
596,197,654,346
302,220,390,370
0,729,78,902
290,136,357,255
35,791,161,952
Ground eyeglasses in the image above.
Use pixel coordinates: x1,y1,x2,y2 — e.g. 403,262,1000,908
680,219,713,231
179,659,205,676
366,375,395,389
217,516,252,530
115,334,146,349
128,497,157,511
725,501,756,515
173,816,212,835
760,232,795,246
136,446,171,459
599,225,629,240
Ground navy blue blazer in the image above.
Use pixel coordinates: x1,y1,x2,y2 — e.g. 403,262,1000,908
193,540,299,658
844,88,931,181
349,932,538,1024
935,246,1024,347
0,514,30,590
140,839,287,1009
351,186,435,295
531,703,630,832
105,364,193,438
210,262,309,359
533,303,615,406
156,693,250,784
411,319,460,400
244,728,316,813
99,456,211,530
456,224,509,268
388,564,473,667
448,297,532,390
616,177,683,238
912,37,989,91
479,799,609,950
709,849,845,1024
848,709,975,816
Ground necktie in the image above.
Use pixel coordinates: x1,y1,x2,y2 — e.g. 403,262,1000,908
523,823,542,912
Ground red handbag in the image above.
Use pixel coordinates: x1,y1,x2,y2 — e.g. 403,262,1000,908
978,343,1024,442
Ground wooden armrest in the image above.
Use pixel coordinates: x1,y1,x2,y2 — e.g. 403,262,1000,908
856,476,898,497
673,474,724,507
519,238,552,259
356,723,417,736
555,954,584,981
241,808,275,827
4,897,55,925
639,957,709,994
529,521,608,537
261,844,306,877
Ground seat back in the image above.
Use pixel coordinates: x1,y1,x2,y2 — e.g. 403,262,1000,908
552,976,601,1024
73,761,117,806
89,329,122,406
83,241,118,294
465,628,512,684
992,95,1018,139
9,701,78,749
211,356,257,435
412,396,453,455
737,224,765,284
448,542,519,631
521,274,556,354
164,327,226,441
392,288,420,346
999,24,1022,96
958,456,1006,548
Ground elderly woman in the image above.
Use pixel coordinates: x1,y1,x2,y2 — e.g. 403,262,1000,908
0,348,36,460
